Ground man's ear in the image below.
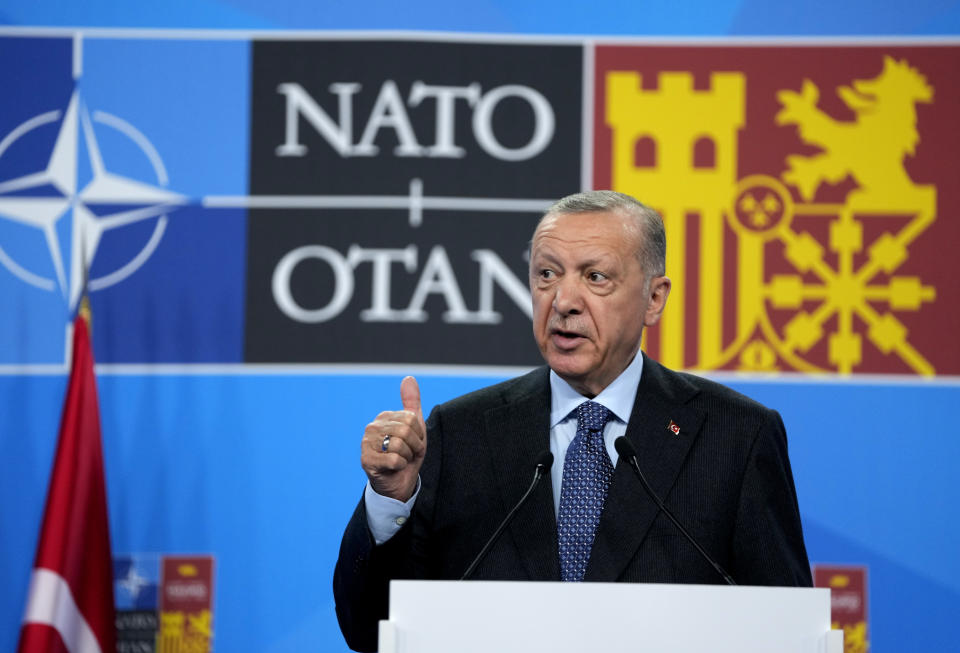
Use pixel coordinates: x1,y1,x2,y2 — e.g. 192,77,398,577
643,276,671,327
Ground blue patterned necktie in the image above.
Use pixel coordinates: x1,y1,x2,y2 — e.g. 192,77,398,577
557,400,615,582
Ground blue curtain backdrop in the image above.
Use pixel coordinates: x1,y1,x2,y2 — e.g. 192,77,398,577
2,2,959,652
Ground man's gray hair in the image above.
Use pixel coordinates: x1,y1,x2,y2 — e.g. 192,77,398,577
542,190,666,276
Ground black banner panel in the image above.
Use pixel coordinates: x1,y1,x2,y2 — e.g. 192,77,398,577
246,40,583,363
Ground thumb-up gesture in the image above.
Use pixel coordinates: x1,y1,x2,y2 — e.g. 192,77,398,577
361,376,426,502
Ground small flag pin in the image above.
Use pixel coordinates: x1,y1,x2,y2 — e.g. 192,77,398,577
667,420,680,435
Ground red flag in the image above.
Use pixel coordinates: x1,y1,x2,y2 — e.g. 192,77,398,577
18,315,115,653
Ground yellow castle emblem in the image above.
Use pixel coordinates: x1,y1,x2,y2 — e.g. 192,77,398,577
607,56,937,375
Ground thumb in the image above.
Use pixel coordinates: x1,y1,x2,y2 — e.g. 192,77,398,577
400,375,423,419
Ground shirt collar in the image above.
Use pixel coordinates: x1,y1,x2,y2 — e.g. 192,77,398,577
549,350,644,427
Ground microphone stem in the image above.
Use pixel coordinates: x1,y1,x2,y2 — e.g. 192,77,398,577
461,464,547,581
625,455,736,586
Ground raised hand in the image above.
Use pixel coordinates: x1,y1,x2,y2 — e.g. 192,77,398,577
360,376,426,502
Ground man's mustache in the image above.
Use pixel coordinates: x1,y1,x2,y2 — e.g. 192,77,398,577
547,317,591,338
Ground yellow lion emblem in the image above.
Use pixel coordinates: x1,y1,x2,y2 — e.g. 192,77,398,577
775,56,933,204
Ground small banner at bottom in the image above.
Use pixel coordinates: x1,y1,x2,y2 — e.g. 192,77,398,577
813,564,869,653
114,554,215,653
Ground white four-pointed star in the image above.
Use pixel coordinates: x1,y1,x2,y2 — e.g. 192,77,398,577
118,564,150,600
0,91,186,308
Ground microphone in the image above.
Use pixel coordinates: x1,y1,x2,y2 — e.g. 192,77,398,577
614,437,736,586
461,450,554,581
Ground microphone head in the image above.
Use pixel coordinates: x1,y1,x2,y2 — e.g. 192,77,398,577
534,450,554,470
614,436,637,459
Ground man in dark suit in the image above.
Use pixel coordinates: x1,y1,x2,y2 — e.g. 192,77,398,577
334,191,811,652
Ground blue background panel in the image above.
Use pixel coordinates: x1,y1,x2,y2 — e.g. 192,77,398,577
2,3,959,653
3,373,958,651
80,38,251,199
0,36,74,363
0,37,74,176
89,206,247,363
2,1,959,34
84,38,250,363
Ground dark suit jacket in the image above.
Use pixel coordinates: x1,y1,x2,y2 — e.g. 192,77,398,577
333,355,812,652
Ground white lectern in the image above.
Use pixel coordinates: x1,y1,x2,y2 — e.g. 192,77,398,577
379,580,843,653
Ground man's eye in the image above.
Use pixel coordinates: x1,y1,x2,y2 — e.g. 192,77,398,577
588,272,607,282
540,269,555,279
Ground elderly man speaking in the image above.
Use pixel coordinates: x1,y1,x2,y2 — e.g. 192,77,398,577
334,190,811,652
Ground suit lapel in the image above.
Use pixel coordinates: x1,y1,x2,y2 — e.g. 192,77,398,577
484,369,559,581
585,356,705,582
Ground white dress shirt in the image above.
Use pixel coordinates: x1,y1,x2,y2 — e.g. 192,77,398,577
364,351,644,544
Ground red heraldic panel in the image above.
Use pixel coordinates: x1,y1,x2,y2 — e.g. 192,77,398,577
594,45,960,376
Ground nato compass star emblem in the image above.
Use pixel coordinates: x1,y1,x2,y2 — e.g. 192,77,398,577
0,89,186,310
117,563,150,602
